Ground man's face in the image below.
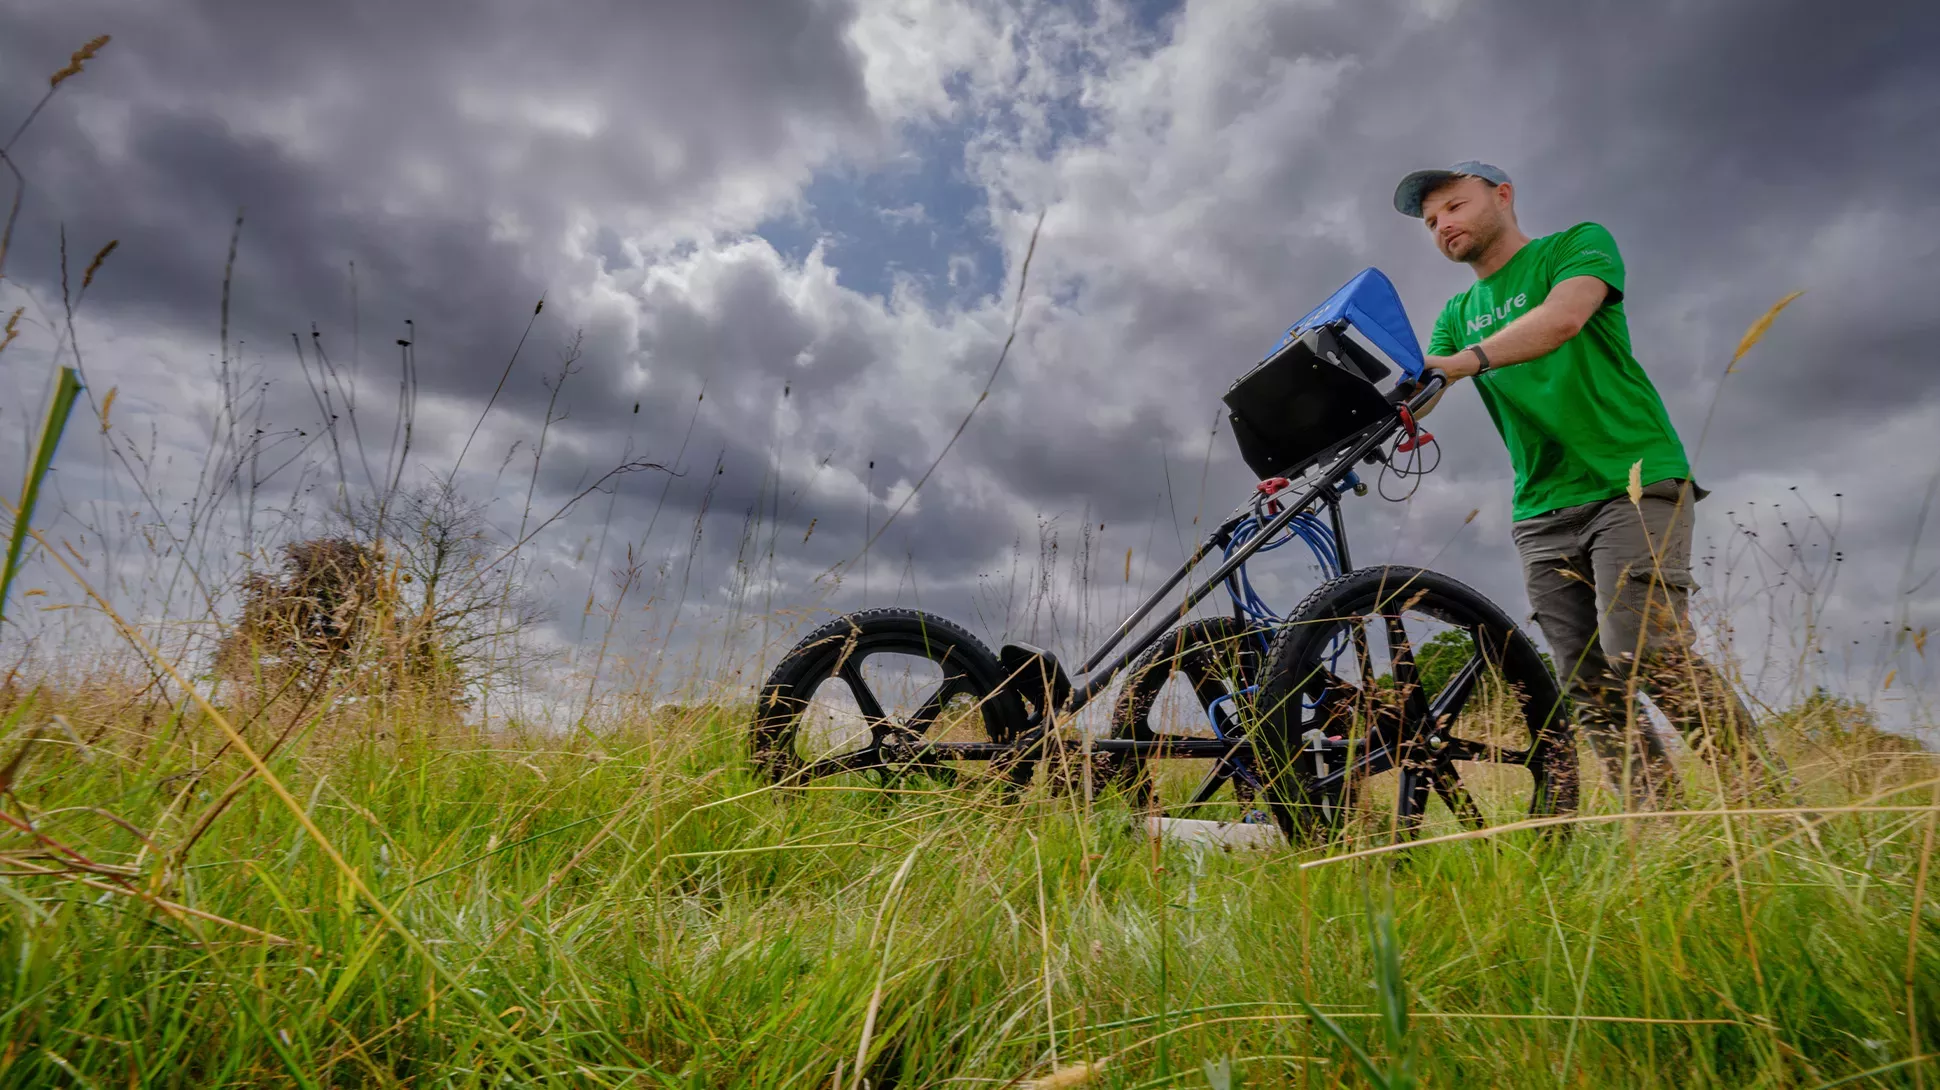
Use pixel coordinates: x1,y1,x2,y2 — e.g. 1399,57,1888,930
1420,177,1512,264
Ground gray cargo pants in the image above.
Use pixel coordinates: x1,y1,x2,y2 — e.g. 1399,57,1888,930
1511,478,1758,809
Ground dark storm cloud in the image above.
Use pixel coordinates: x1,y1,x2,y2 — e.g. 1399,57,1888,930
0,0,917,605
1,0,875,408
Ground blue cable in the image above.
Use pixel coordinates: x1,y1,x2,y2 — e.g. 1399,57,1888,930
1223,509,1339,625
1211,504,1351,721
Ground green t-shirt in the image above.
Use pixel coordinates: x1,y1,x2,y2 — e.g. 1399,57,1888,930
1428,222,1690,520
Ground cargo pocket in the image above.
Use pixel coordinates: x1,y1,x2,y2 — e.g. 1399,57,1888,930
1641,478,1700,503
1653,564,1698,592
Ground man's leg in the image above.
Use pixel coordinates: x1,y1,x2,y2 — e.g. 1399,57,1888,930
1514,506,1675,809
1586,479,1759,791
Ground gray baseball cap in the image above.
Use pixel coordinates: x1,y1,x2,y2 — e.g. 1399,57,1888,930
1393,161,1511,217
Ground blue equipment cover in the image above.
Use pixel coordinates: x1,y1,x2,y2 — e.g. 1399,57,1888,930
1266,267,1424,379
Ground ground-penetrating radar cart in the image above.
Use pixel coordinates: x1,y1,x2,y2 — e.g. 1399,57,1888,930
749,269,1578,846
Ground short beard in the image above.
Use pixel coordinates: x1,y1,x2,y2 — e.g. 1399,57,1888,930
1443,219,1501,264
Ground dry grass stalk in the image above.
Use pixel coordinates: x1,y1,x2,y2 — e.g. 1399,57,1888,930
79,238,116,289
47,35,110,89
1727,289,1805,372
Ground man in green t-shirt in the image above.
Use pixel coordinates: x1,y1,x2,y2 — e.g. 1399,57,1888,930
1392,161,1760,808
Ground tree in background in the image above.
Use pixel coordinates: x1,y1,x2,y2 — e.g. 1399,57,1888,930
216,479,548,719
215,537,394,706
343,479,551,706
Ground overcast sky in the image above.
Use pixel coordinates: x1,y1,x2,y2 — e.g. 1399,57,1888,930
2,0,1934,721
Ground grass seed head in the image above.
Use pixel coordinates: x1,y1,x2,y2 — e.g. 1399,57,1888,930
81,239,118,290
49,35,111,88
1727,289,1804,372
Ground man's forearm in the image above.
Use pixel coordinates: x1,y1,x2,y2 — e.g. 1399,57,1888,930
1415,303,1580,417
1424,276,1609,384
1469,300,1585,367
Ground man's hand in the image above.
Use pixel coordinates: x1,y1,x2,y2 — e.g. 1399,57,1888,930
1401,348,1479,418
1424,348,1484,382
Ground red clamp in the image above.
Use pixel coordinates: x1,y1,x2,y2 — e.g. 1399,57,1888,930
1395,406,1434,453
1255,476,1291,515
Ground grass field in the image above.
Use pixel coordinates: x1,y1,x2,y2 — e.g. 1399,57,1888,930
2,37,1934,1088
0,682,1933,1089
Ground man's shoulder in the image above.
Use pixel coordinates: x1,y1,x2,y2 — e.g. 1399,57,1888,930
1541,221,1620,255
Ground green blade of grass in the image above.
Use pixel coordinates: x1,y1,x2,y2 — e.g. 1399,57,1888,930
0,364,83,627
1297,996,1389,1090
1366,889,1417,1090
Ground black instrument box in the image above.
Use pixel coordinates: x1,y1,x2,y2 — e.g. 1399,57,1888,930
1222,326,1397,481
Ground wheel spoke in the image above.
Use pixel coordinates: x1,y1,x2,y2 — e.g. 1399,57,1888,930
902,671,969,734
1395,759,1432,832
1427,647,1487,728
1350,619,1377,692
839,658,889,728
1382,611,1432,724
1432,760,1487,829
1383,612,1419,687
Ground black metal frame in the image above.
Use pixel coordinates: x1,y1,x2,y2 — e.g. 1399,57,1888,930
795,372,1449,782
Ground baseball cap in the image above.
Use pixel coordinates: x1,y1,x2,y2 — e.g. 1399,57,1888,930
1392,161,1512,217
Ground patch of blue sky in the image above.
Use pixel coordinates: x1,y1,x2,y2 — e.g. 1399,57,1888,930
752,0,1183,309
1121,0,1184,37
756,116,1006,309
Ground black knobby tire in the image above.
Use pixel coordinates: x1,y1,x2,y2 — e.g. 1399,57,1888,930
1098,617,1265,807
751,608,1027,785
1254,565,1579,846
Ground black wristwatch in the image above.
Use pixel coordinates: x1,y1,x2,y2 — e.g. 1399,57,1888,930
1469,344,1493,375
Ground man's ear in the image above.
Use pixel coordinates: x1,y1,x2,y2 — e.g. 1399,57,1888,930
1495,181,1519,226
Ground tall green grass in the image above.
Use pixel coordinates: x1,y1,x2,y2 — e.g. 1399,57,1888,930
0,365,81,627
0,693,1931,1088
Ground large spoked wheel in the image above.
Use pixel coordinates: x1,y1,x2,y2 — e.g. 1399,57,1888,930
1255,565,1579,848
751,609,1028,787
1099,617,1266,812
